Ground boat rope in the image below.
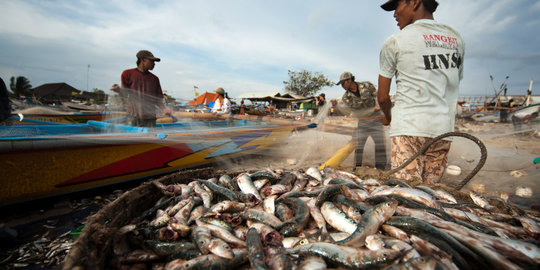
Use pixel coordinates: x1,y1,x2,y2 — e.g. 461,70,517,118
385,131,487,191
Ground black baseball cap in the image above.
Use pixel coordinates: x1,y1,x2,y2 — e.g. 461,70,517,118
381,0,439,13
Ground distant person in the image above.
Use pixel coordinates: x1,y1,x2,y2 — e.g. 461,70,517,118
211,87,231,114
336,71,388,170
239,100,246,115
315,93,326,107
499,100,509,123
0,77,12,125
377,0,465,183
111,50,171,127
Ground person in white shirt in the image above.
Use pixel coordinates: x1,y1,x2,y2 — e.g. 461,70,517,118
377,0,465,184
211,87,231,115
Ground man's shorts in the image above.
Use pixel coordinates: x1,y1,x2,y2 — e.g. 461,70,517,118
390,135,451,184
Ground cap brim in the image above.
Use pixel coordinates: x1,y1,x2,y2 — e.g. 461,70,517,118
381,0,397,11
336,80,345,86
151,58,161,62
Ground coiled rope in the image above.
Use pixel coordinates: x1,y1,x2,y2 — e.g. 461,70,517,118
385,131,487,190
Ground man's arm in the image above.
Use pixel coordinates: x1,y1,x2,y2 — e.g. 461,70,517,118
377,75,392,125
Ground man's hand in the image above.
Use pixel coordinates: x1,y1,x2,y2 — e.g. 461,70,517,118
162,106,173,116
110,84,120,92
379,114,391,126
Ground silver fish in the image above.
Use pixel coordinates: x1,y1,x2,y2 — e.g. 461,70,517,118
381,224,409,242
193,182,213,208
209,200,246,214
263,195,277,215
294,242,403,269
150,209,170,228
241,209,285,229
443,229,522,270
305,167,323,182
207,238,234,259
337,200,398,247
191,226,212,255
298,255,326,270
365,234,385,251
320,201,357,234
253,179,270,190
371,187,440,209
196,220,246,248
236,173,263,201
516,216,540,237
469,191,495,210
261,184,289,197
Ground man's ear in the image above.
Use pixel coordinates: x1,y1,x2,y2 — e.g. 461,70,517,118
412,0,422,11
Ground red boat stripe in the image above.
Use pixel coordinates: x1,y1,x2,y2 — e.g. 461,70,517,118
57,143,193,186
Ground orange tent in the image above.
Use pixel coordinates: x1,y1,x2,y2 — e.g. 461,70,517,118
187,92,219,106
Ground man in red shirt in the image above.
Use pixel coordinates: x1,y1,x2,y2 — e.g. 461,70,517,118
111,50,171,127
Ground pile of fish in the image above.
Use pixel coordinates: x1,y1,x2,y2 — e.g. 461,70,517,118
0,190,124,269
0,230,72,269
105,167,540,269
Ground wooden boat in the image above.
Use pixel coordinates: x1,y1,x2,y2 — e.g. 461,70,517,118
0,114,302,206
512,102,540,117
10,111,126,125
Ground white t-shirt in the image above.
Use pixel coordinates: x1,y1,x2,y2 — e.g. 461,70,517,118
380,19,465,138
212,97,231,114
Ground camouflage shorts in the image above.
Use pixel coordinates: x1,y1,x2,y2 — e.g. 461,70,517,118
390,135,451,184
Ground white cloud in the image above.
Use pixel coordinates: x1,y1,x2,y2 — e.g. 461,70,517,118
0,0,539,99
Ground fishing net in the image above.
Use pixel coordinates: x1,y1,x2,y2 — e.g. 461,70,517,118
2,93,539,208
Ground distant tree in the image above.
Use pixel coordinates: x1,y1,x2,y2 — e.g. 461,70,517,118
92,88,106,104
9,76,32,98
283,70,334,97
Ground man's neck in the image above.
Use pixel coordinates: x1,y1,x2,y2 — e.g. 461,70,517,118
350,82,358,92
137,66,148,73
412,10,434,23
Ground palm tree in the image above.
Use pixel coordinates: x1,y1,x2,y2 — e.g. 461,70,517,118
9,76,32,98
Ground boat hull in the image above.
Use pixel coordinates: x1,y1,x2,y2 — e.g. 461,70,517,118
0,118,294,206
11,111,126,125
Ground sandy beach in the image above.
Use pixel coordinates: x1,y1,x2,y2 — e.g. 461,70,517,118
217,116,540,208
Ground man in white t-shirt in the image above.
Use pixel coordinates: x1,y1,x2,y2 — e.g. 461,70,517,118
377,0,465,183
212,87,231,115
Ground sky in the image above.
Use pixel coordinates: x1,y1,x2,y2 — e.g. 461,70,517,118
1,0,539,103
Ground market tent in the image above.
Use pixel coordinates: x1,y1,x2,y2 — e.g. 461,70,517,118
187,92,218,106
236,92,280,102
279,93,308,100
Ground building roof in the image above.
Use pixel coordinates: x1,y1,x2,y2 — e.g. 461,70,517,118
235,92,311,102
32,83,81,98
